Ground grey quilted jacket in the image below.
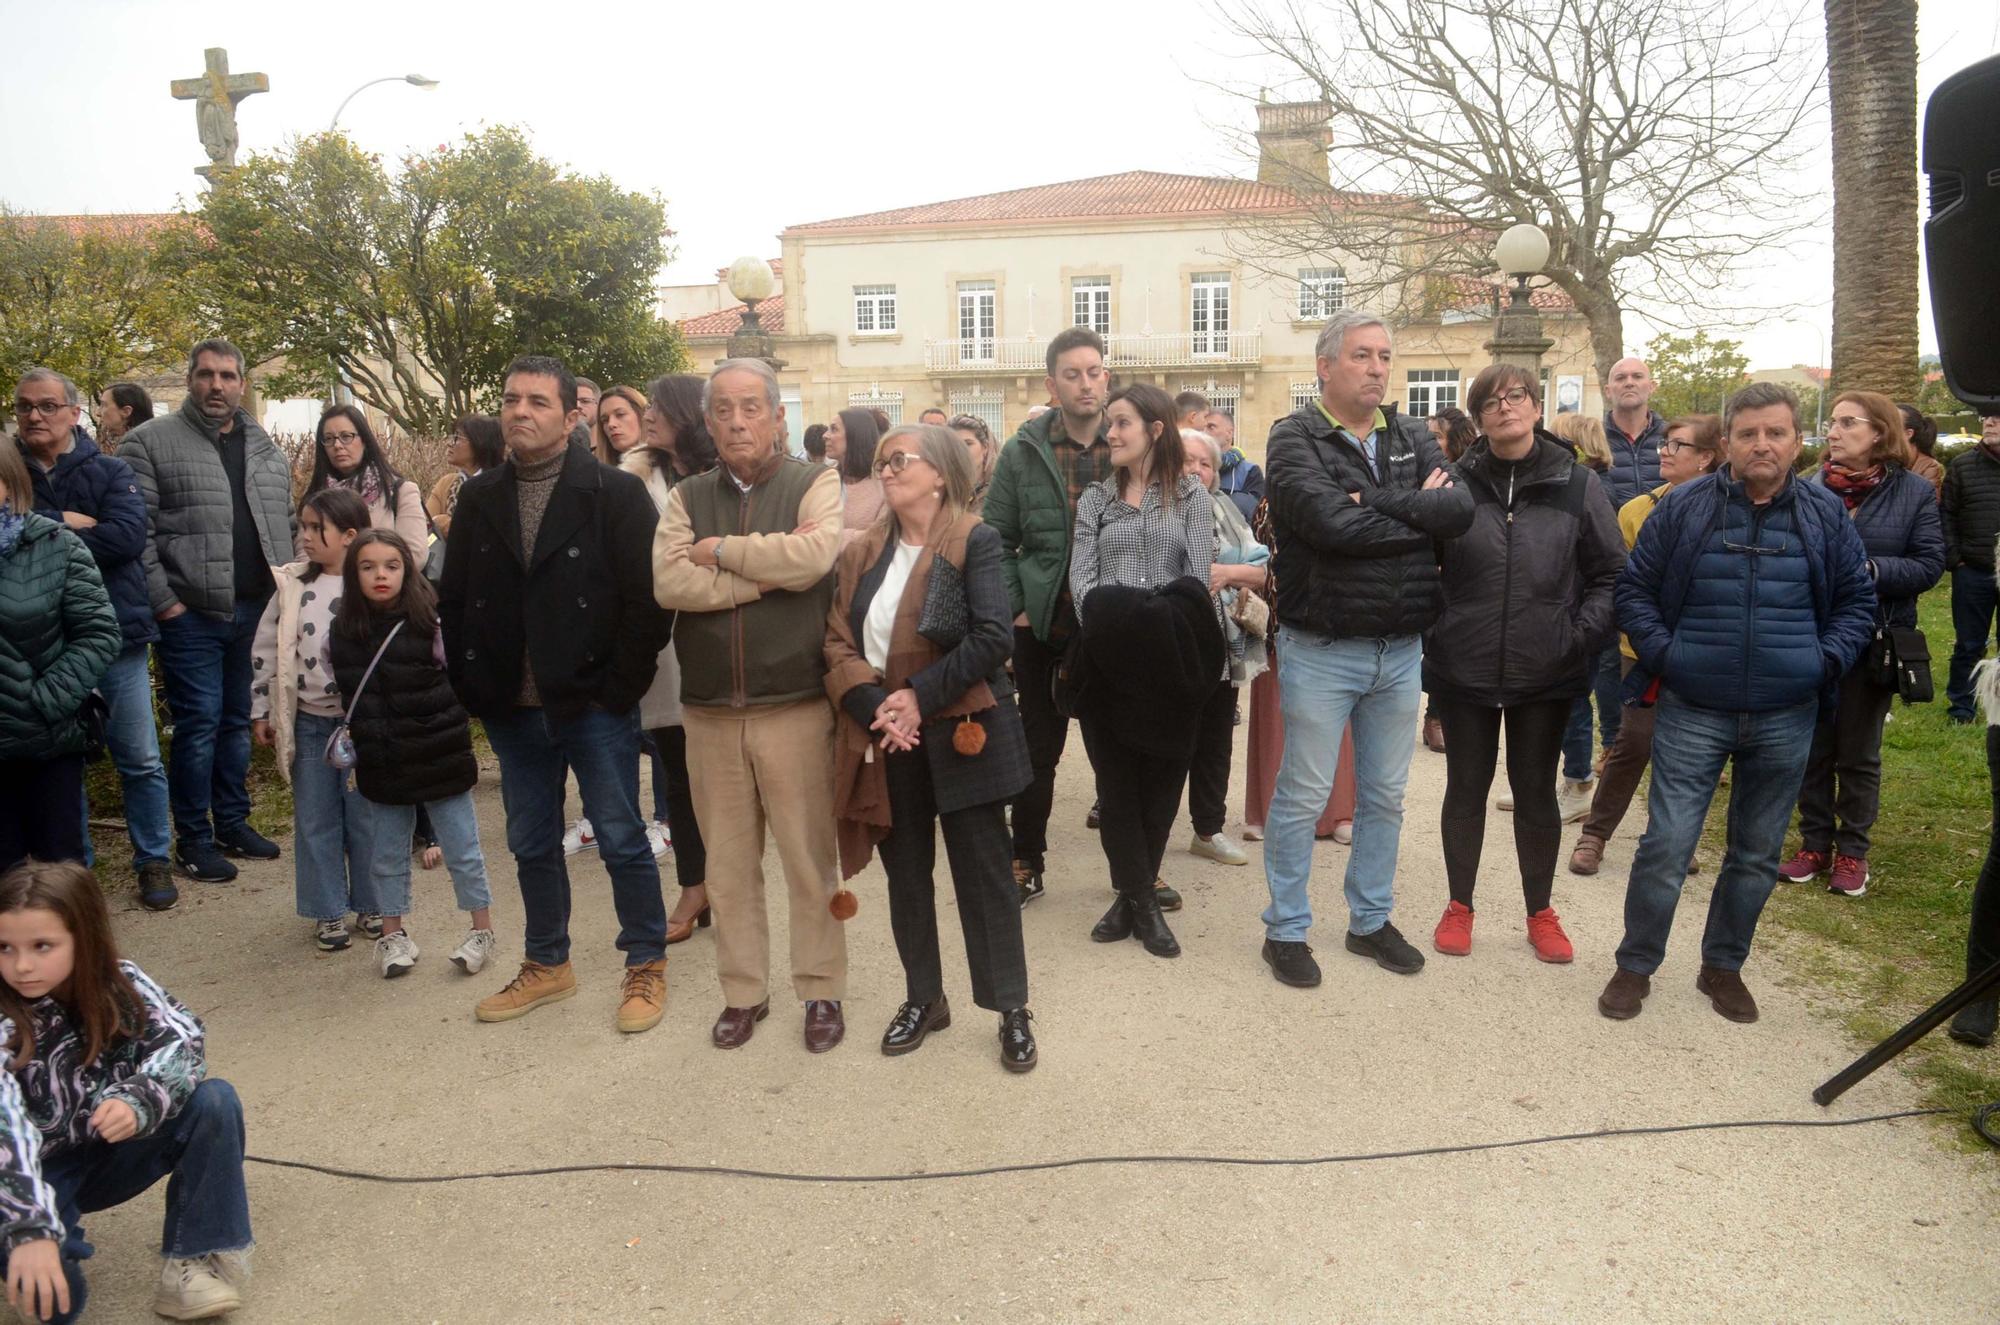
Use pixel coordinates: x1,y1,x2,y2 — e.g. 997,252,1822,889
118,397,294,619
0,513,121,760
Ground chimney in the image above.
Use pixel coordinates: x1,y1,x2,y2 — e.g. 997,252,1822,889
1255,95,1333,188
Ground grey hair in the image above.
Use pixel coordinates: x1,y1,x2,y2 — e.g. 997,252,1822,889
186,337,246,377
702,358,782,413
880,423,975,528
1181,428,1223,490
1314,309,1392,362
1723,381,1802,436
16,368,78,406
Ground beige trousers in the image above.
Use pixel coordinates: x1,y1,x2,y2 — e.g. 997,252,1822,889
683,699,847,1006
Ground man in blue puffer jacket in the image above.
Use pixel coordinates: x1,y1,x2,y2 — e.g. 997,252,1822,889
15,369,177,911
1599,381,1876,1026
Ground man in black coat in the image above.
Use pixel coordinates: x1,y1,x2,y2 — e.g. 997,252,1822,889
439,355,675,1034
1258,311,1474,989
1944,413,2000,722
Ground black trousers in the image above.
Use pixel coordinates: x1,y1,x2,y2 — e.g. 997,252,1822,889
1009,627,1071,872
1,755,88,873
1967,728,2000,982
1436,696,1570,914
1080,715,1194,899
1185,681,1238,837
1795,669,1897,859
878,750,1028,1012
646,726,707,890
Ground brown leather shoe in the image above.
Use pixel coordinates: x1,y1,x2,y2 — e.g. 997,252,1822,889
1597,968,1650,1020
1568,835,1605,876
665,902,712,946
1422,716,1446,753
804,999,845,1054
712,1000,770,1049
615,959,667,1034
1696,965,1759,1023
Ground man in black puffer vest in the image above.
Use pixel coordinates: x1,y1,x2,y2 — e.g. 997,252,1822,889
1258,311,1474,989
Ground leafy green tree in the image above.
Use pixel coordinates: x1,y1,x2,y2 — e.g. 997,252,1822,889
0,209,202,400
1646,330,1750,421
165,127,686,435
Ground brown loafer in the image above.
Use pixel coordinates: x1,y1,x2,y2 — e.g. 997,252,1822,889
804,999,845,1054
1568,835,1605,876
1597,968,1650,1020
1696,966,1759,1023
712,999,770,1049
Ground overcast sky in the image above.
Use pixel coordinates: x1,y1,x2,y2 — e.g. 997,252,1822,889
5,0,1997,372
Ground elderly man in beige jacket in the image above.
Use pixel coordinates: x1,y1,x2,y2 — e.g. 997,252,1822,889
654,358,848,1052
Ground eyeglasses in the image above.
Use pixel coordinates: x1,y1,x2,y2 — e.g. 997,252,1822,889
1827,415,1871,431
875,451,924,475
323,431,363,446
1661,439,1694,454
1477,389,1533,416
12,401,72,417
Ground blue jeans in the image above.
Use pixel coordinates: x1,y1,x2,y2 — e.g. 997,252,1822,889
482,705,667,966
155,598,266,845
363,790,493,917
1614,691,1818,975
290,712,378,921
95,644,171,867
1948,563,1999,719
0,1079,252,1325
1561,647,1626,781
1262,631,1422,940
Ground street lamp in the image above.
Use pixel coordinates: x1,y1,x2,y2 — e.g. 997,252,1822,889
1485,222,1555,372
724,257,786,369
330,74,440,130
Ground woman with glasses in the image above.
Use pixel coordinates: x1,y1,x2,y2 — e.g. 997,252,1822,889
947,414,998,514
302,404,428,552
426,414,503,541
1776,390,1945,898
1423,365,1625,962
1569,415,1724,875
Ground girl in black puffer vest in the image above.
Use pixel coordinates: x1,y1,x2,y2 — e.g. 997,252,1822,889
330,531,497,981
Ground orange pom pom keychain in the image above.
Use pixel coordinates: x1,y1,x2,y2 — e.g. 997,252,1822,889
829,888,858,921
953,716,987,756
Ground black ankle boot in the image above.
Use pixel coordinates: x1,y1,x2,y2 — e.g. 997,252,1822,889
1949,997,1996,1048
1090,896,1134,943
1128,891,1181,958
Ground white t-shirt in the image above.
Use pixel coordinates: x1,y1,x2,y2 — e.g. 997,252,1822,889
864,541,926,674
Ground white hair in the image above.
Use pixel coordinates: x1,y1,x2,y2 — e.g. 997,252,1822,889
702,358,782,412
1181,428,1223,489
1314,309,1392,362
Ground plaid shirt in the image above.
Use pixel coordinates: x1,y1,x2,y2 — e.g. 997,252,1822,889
1047,422,1112,635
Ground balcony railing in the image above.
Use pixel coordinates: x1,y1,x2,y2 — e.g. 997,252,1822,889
924,329,1263,373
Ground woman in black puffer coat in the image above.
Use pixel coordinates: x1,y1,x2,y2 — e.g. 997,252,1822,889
330,530,496,980
1422,365,1626,965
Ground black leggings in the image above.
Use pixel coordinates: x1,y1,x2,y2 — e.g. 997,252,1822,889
1436,696,1571,914
645,726,707,890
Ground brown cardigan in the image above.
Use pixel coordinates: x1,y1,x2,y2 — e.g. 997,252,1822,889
824,512,995,879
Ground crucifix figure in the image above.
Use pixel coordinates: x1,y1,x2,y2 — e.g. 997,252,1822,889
170,47,269,181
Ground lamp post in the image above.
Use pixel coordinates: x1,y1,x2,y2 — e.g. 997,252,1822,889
1485,222,1555,372
330,74,439,130
723,256,787,370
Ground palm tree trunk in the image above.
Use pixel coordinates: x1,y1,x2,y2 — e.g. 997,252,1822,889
1826,0,1920,401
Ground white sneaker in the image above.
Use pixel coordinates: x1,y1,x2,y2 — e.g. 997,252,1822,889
375,930,419,978
1189,831,1250,866
646,821,672,858
562,817,597,855
1558,777,1595,824
451,927,497,975
154,1254,243,1320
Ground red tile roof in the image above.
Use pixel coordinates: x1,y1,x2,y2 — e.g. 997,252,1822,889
786,171,1330,233
678,295,784,339
1439,275,1577,313
23,213,183,239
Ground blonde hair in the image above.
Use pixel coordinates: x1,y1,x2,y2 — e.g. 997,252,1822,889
1549,412,1611,471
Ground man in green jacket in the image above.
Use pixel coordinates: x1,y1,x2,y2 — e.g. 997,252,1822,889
981,327,1111,905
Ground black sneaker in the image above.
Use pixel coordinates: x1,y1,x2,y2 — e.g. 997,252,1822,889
1085,800,1101,830
216,823,281,860
137,861,180,912
1013,860,1045,908
1153,879,1182,912
1345,922,1425,975
999,1007,1037,1073
1262,939,1321,988
175,841,238,884
1948,998,1995,1048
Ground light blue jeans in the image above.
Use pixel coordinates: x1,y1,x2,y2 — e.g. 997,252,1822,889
84,644,171,868
1262,630,1423,940
363,790,493,918
290,711,378,921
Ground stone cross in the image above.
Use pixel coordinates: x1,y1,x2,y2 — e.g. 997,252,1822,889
170,47,269,181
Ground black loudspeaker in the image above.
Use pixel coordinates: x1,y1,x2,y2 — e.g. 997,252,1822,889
1924,53,2000,411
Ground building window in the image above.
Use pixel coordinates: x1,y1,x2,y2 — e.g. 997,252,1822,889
1180,382,1241,424
948,386,1005,439
1404,369,1460,417
1290,382,1321,412
1072,276,1111,336
853,284,897,333
957,281,997,363
1298,267,1346,320
848,389,904,425
1191,273,1231,357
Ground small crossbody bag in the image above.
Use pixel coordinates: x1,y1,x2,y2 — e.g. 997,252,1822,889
325,620,404,769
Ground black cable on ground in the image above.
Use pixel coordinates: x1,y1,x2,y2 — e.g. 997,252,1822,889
245,1107,1963,1187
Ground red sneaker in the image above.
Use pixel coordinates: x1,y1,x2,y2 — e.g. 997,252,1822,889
1526,908,1574,963
1433,901,1474,956
1776,849,1830,883
1826,854,1869,897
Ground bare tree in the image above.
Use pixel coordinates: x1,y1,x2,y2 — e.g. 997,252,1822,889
1825,0,1918,400
1215,0,1823,388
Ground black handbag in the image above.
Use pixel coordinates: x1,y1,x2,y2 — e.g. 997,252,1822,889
916,553,968,648
1866,625,1934,704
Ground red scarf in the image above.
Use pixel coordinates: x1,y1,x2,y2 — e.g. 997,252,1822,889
1821,461,1886,511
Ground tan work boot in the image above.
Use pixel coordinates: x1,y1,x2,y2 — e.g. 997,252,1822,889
616,958,667,1033
1568,834,1605,876
475,960,577,1023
